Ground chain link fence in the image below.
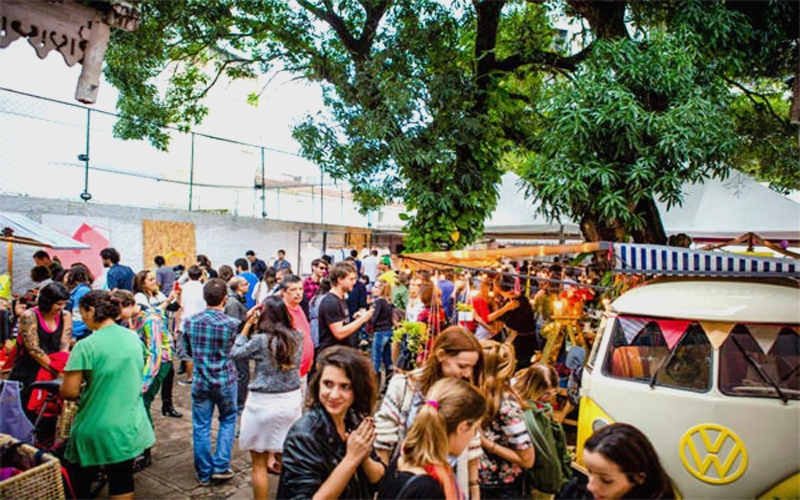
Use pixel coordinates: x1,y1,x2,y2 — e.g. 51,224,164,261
0,87,362,224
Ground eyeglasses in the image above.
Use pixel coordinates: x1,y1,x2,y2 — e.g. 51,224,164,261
318,266,328,271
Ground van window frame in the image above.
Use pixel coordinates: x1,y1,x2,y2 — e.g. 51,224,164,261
601,317,713,394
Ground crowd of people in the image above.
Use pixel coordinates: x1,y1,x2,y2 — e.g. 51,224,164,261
1,246,677,500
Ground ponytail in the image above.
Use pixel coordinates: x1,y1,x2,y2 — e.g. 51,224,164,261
402,378,486,500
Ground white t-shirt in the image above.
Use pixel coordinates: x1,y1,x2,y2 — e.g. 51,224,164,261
180,280,206,324
361,255,379,282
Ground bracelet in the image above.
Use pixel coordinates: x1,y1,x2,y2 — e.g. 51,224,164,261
468,480,480,487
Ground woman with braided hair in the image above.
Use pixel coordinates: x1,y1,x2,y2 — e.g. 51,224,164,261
378,378,486,499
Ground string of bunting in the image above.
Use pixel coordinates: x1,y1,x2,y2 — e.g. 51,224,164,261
616,315,797,352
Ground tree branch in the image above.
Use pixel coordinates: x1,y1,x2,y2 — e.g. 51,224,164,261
196,59,251,99
495,45,591,74
356,0,392,54
723,76,790,126
297,0,361,57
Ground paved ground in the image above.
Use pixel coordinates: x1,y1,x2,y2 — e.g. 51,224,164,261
131,373,277,500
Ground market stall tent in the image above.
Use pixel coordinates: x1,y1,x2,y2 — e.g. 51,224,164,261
485,172,800,244
0,212,90,286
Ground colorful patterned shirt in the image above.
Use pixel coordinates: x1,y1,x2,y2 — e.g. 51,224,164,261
183,309,240,392
133,308,166,392
479,393,533,485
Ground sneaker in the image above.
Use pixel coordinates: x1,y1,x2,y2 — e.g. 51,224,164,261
212,469,235,482
178,379,193,386
198,478,211,487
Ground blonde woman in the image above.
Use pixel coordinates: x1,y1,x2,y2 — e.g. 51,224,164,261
479,340,535,498
378,378,486,499
375,326,484,499
514,363,573,498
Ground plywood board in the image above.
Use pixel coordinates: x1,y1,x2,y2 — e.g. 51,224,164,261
142,220,195,270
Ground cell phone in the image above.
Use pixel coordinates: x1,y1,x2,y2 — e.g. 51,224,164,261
173,281,181,291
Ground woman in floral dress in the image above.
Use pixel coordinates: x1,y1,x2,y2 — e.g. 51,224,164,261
478,340,534,498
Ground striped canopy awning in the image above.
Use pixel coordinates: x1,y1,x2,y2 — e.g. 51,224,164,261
612,243,798,277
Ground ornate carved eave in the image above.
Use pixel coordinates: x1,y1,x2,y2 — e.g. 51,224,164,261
0,0,141,104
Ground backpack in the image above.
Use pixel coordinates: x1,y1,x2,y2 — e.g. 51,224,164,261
522,401,572,494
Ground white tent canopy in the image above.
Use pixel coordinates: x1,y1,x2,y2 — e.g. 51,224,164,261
485,172,800,243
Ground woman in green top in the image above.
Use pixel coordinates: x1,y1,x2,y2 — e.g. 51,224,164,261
60,290,155,500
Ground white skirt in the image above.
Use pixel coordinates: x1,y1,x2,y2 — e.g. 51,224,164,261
238,389,302,453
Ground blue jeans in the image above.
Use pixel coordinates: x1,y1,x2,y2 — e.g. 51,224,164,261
191,384,238,481
371,329,393,373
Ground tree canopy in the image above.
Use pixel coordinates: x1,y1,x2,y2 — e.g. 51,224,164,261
104,0,799,250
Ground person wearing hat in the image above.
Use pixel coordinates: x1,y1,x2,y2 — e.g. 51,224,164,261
376,255,396,287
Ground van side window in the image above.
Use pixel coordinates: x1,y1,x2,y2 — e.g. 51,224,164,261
603,319,670,381
719,326,800,401
655,325,711,392
602,317,712,392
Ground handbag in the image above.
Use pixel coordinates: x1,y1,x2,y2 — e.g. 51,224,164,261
0,380,35,443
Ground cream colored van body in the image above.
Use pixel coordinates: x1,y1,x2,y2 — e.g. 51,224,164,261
579,278,800,499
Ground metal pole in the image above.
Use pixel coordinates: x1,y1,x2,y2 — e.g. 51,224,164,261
297,230,302,272
261,147,266,218
320,168,324,225
79,108,92,201
189,132,195,211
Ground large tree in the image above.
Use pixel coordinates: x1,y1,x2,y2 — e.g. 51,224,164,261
104,0,798,249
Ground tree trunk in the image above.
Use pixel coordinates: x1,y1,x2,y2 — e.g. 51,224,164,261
630,196,668,244
579,213,627,242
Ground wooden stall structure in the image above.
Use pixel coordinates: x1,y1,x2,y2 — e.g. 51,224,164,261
0,0,141,104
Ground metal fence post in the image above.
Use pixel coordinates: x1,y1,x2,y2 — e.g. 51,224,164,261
261,147,266,218
189,132,195,211
79,108,92,201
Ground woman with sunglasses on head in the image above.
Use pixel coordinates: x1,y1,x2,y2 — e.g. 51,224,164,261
130,271,182,419
378,378,486,499
277,346,383,500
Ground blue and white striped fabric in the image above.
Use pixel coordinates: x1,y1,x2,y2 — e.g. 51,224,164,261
613,243,799,277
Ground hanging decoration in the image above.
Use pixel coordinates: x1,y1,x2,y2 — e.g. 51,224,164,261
698,321,736,350
618,316,651,344
748,325,783,354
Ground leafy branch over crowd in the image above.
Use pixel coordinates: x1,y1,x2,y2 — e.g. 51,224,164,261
105,0,799,250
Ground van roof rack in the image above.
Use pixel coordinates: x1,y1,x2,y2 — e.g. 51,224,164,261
612,243,799,278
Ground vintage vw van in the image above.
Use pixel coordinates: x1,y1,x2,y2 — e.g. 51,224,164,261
576,245,799,499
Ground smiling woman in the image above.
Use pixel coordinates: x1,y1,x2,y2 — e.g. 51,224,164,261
277,346,383,500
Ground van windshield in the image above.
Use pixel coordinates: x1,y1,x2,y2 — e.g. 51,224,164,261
602,317,712,392
719,325,800,401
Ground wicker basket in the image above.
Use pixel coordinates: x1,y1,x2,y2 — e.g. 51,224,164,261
0,434,65,500
56,401,77,442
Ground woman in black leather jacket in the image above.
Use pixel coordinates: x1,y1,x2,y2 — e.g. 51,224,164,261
277,346,384,499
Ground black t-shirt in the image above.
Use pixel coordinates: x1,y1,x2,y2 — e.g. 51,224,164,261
318,293,355,351
499,295,537,334
378,465,444,499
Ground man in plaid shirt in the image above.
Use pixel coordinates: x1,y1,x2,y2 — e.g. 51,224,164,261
183,278,241,485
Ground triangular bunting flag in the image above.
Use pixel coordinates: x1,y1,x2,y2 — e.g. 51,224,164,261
655,319,692,349
748,325,782,354
618,317,649,344
699,321,736,350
